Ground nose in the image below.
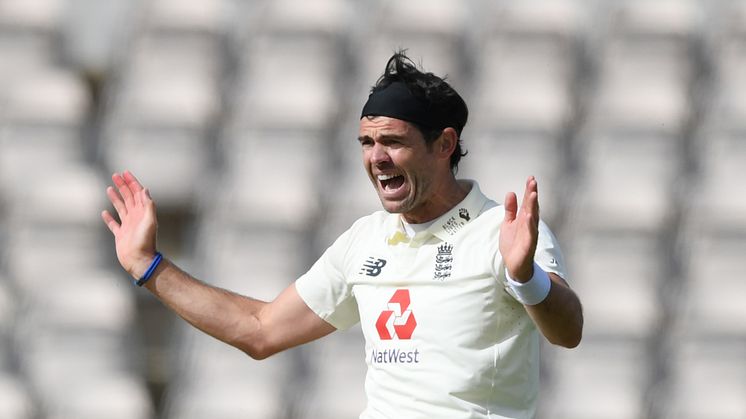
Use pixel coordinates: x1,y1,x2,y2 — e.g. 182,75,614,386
369,143,391,166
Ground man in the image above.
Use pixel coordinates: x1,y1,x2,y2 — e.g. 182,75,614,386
102,52,583,419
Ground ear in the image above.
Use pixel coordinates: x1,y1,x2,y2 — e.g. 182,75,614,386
436,128,459,160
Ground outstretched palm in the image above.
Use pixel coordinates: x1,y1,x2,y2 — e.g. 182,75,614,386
499,176,540,282
101,171,158,278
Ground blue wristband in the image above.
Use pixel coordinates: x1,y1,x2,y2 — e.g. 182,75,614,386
136,252,163,287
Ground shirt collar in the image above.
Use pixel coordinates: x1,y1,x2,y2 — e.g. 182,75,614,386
385,179,489,245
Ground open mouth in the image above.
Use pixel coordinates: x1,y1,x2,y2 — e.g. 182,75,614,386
378,173,405,192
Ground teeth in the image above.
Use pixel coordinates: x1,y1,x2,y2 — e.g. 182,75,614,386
377,174,399,181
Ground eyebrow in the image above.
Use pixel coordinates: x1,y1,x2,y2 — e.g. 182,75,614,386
357,134,407,143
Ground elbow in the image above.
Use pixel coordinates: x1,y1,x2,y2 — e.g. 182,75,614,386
559,298,584,349
230,315,280,360
231,328,279,360
237,339,277,360
561,313,584,349
246,348,273,361
560,331,582,349
570,329,583,348
549,313,584,349
238,340,266,360
549,328,582,349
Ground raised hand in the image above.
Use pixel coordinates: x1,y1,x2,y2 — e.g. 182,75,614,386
101,171,158,279
499,176,540,282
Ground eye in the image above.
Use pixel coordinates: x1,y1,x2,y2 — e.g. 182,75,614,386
385,139,403,148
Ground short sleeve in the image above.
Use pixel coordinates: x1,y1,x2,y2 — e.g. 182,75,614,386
295,228,360,330
534,220,568,280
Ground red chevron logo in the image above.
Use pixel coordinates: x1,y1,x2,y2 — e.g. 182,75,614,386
375,289,417,340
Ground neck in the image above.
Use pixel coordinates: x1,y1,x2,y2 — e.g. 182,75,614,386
402,177,470,224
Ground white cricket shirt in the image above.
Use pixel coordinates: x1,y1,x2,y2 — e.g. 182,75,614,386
296,180,567,419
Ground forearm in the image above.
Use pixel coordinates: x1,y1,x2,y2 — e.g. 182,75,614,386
141,259,271,358
525,274,583,348
103,172,335,358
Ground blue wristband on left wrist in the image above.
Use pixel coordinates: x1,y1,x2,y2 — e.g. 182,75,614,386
135,252,163,287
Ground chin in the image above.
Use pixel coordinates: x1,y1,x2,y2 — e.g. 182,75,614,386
378,198,405,214
380,203,402,214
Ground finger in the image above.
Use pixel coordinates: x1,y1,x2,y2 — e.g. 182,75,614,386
530,177,540,218
524,191,539,226
101,210,120,234
106,186,127,217
527,175,537,196
520,176,539,217
142,189,158,224
123,171,144,206
112,173,136,209
503,192,518,222
142,188,156,209
519,176,535,208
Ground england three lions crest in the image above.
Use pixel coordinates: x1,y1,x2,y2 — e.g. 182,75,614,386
433,242,453,281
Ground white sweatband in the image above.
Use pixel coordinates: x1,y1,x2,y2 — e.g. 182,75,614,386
505,262,551,305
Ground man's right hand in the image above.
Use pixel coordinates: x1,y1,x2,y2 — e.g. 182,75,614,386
101,171,159,280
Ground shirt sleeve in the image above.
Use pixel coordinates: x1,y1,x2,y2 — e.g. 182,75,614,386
533,220,568,280
295,227,360,330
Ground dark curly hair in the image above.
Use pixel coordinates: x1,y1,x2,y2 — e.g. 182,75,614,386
370,50,469,172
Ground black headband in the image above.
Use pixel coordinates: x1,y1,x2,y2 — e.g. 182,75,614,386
360,81,453,130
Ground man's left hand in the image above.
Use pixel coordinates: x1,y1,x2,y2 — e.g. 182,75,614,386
499,176,540,282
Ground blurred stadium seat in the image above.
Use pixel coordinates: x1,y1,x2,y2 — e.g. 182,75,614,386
572,129,683,233
0,70,89,199
216,129,326,229
41,373,153,419
471,0,583,134
230,37,341,133
543,338,650,419
0,372,34,419
677,227,746,338
295,326,368,419
163,327,291,419
661,339,746,419
565,229,664,339
459,131,566,223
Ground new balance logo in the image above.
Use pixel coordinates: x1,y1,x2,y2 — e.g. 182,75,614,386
376,289,417,340
360,257,387,277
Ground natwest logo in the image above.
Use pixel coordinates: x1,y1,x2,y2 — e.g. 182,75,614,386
375,289,417,340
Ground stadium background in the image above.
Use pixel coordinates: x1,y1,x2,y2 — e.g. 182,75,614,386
0,0,744,418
